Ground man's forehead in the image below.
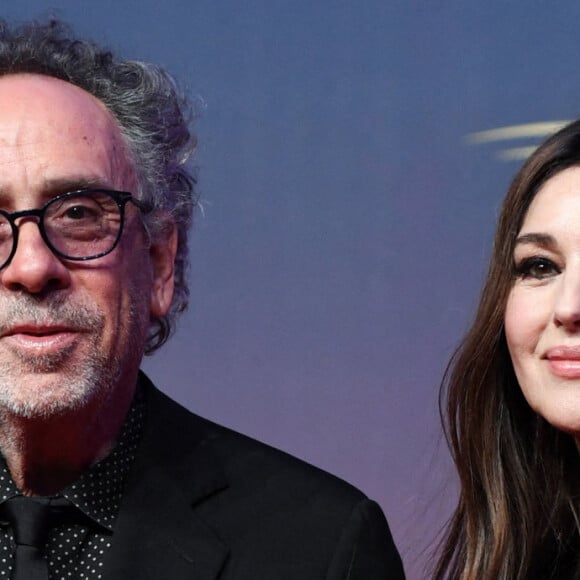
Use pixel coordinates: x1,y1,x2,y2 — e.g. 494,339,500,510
0,74,118,135
0,73,136,197
0,73,107,109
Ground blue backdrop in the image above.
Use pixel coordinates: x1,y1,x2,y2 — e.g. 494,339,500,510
2,2,579,577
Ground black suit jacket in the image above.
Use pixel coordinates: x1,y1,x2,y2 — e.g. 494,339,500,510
102,374,405,579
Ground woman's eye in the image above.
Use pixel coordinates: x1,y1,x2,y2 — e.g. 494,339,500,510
514,257,560,280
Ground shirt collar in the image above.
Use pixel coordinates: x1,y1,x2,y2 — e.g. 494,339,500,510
0,386,146,532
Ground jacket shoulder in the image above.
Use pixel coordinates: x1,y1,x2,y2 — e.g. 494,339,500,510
148,379,367,504
139,377,405,579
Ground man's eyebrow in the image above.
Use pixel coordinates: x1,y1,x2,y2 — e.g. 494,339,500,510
42,176,113,191
514,232,557,249
0,176,118,210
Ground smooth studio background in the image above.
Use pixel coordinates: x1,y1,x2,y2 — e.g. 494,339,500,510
1,2,578,578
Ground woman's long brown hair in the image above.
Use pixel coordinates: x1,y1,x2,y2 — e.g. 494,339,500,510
435,120,580,579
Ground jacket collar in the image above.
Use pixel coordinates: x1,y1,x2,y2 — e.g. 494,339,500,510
103,374,230,579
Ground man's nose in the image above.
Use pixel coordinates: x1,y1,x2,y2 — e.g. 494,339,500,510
0,220,71,294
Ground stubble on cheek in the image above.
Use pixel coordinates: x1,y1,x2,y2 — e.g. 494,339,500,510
0,293,108,418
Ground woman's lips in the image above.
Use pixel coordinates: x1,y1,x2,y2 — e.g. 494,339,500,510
546,346,580,378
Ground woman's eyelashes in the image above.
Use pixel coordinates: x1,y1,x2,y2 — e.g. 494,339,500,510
513,255,561,280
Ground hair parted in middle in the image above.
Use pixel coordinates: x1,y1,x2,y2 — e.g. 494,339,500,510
435,119,580,580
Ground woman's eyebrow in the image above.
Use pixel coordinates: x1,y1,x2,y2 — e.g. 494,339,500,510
514,232,557,249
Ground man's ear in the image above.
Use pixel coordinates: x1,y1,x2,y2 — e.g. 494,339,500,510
149,217,178,318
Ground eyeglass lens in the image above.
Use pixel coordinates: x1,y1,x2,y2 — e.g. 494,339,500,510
0,191,126,267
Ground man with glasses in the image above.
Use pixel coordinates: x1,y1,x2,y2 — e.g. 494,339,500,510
0,19,404,580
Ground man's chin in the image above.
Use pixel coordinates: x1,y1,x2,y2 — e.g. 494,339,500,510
0,378,95,419
2,344,75,374
0,360,109,419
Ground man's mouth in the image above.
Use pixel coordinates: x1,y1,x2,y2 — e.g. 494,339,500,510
0,324,81,352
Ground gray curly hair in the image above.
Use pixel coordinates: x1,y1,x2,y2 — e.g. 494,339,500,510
0,19,197,354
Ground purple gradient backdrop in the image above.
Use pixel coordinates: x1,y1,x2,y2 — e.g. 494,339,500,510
3,2,580,577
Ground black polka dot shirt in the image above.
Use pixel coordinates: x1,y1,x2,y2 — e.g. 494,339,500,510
0,391,145,579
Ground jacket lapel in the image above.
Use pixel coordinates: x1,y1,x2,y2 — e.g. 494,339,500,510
103,376,231,579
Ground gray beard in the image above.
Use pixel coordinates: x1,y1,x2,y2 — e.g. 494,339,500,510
0,293,120,419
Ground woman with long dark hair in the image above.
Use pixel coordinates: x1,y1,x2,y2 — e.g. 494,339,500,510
436,119,580,579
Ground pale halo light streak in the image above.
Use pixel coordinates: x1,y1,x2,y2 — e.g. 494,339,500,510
466,121,570,143
496,146,540,161
466,120,572,161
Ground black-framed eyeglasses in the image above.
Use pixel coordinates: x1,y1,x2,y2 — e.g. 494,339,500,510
0,189,149,270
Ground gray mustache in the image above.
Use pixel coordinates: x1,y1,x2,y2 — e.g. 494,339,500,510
0,295,103,332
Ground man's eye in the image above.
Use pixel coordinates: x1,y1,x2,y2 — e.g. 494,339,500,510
514,257,560,280
51,201,102,223
63,205,95,220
